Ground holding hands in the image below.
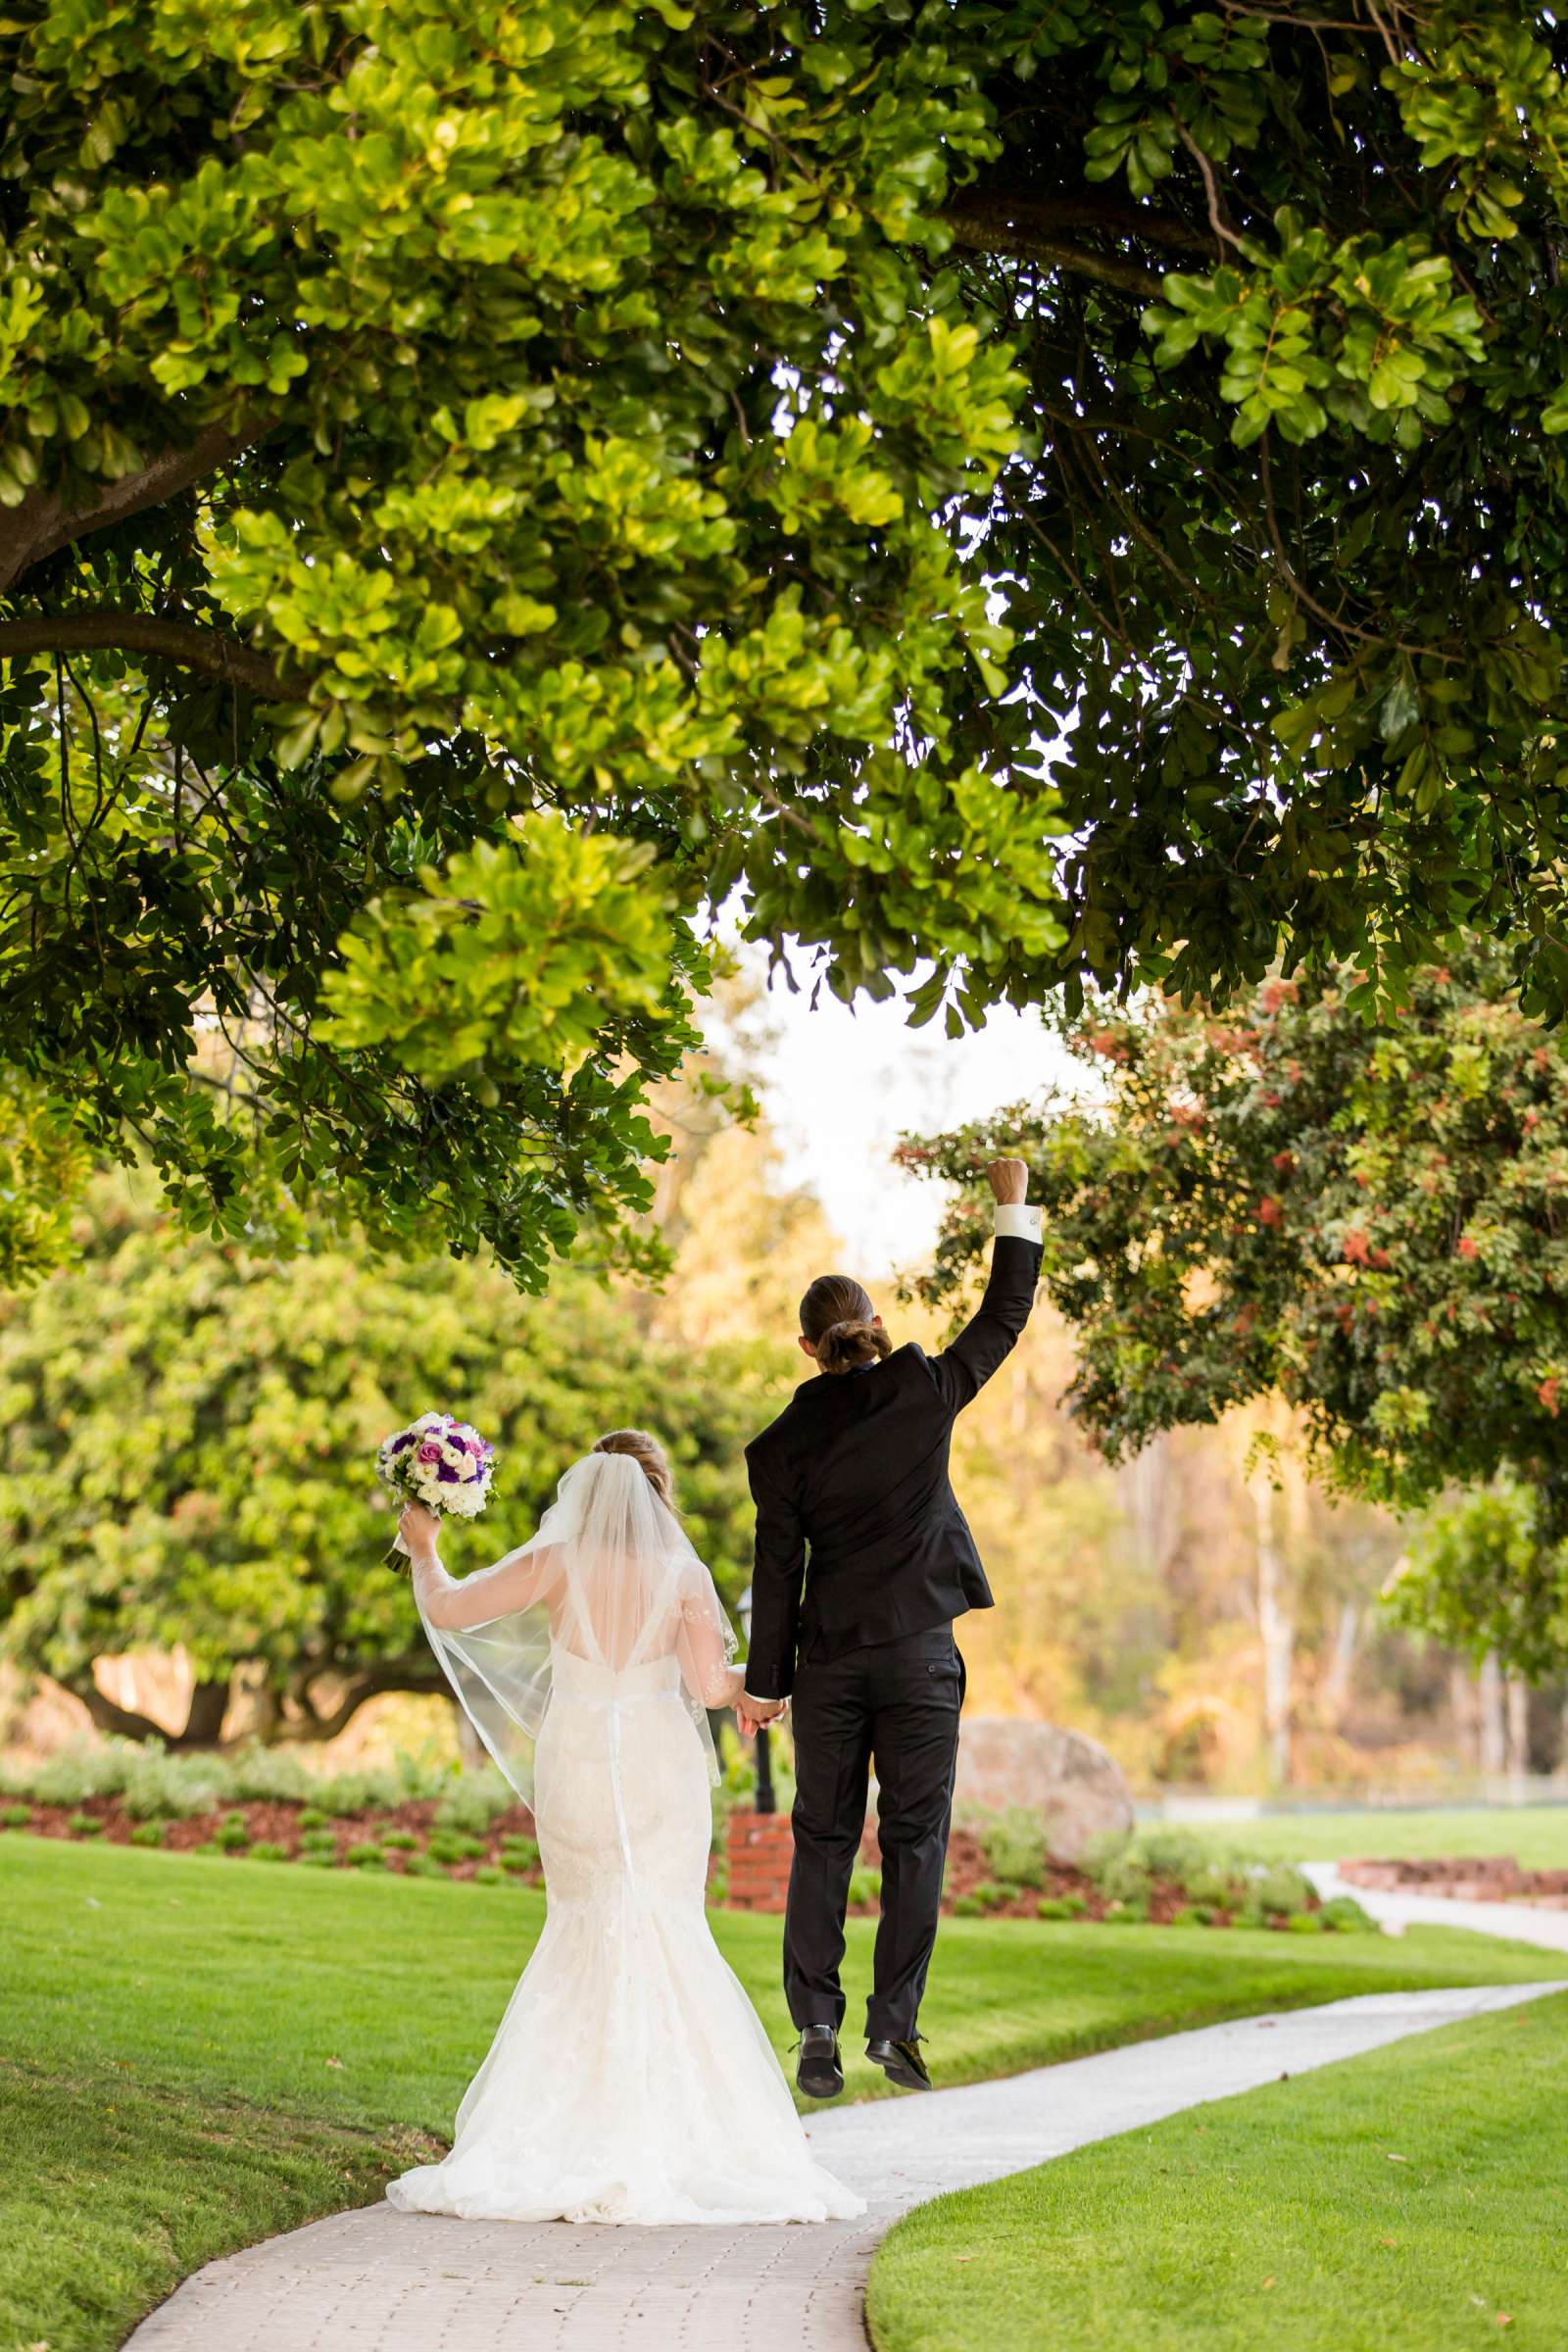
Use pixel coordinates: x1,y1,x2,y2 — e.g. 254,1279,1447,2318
736,1694,786,1739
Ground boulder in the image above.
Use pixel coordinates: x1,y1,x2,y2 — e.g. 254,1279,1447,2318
953,1717,1134,1862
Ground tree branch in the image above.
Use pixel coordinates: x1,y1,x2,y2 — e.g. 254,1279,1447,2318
0,417,272,594
941,188,1211,297
270,1658,449,1744
0,612,296,700
61,1669,234,1748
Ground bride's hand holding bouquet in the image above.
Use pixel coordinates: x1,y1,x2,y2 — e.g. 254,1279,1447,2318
376,1411,496,1569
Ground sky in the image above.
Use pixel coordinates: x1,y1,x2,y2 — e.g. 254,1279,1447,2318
728,942,1080,1277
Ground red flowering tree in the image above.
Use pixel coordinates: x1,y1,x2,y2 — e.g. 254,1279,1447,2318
900,953,1568,1676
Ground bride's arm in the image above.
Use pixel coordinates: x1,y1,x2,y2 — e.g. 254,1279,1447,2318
674,1568,746,1709
400,1504,560,1630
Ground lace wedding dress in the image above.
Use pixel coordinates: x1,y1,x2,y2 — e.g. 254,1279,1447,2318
386,1450,862,2228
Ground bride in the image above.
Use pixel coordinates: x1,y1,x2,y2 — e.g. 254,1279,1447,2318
386,1428,862,2228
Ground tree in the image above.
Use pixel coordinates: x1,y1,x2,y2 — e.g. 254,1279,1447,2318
0,0,1038,1284
900,950,1568,1676
9,6,1568,1282
960,2,1568,1020
0,1176,766,1744
1386,1481,1568,1688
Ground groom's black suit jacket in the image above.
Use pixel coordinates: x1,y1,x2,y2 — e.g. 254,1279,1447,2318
742,1233,1043,1701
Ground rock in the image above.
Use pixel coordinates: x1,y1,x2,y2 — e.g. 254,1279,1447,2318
953,1717,1134,1862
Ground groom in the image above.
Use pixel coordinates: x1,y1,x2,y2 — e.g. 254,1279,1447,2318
737,1155,1042,2097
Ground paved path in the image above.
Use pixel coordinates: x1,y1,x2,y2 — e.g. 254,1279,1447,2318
1308,1862,1568,1955
125,1979,1564,2352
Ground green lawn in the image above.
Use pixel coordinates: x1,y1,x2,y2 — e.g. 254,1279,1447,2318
3,1836,1562,2352
867,1988,1568,2352
1183,1805,1568,1868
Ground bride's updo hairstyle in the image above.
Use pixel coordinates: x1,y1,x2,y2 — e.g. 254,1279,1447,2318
800,1275,893,1376
592,1428,676,1509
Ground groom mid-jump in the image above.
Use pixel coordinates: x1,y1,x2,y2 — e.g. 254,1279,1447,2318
738,1155,1042,2097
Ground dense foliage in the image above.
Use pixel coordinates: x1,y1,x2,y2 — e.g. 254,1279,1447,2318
5,4,1568,1279
0,1179,763,1743
902,953,1568,1675
1386,1481,1568,1684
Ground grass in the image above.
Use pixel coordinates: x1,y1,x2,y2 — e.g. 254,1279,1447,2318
2,1838,1562,2352
866,1989,1568,2352
1183,1805,1568,1869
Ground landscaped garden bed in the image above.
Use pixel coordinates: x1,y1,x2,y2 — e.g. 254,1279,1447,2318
849,1814,1377,1934
0,1740,546,1884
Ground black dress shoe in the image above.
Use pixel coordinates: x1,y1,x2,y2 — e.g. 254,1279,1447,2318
796,2023,844,2099
865,2035,932,2091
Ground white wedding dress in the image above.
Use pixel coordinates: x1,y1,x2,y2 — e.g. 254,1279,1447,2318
386,1450,862,2228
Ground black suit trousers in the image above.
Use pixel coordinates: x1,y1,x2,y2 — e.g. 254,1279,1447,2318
783,1623,965,2043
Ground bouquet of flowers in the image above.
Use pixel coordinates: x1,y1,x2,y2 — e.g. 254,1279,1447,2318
376,1412,496,1567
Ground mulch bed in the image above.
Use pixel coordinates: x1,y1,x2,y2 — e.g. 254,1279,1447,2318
6,1793,547,1882
1341,1854,1568,1908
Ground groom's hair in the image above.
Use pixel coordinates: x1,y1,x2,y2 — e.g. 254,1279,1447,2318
800,1275,892,1376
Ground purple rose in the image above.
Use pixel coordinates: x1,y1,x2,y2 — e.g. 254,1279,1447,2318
416,1442,442,1464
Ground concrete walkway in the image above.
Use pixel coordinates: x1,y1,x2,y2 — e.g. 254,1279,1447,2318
125,1978,1564,2352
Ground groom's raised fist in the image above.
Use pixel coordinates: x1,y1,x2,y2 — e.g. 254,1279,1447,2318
985,1155,1029,1205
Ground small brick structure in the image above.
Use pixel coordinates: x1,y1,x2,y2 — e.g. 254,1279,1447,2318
1340,1854,1568,1908
725,1808,795,1912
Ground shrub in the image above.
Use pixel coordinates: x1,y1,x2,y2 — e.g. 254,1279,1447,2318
1168,1904,1203,1928
381,1830,418,1851
301,1828,338,1854
189,1840,222,1859
1186,1860,1248,1910
1098,1852,1153,1905
225,1746,314,1804
122,1747,223,1822
66,1811,104,1836
298,1849,336,1868
952,1893,986,1918
1130,1827,1211,1884
249,1839,290,1862
403,1852,446,1880
1102,1897,1150,1924
1249,1863,1313,1918
500,1834,541,1869
428,1831,486,1864
1035,1895,1080,1921
1,1802,33,1828
128,1821,167,1847
847,1866,883,1908
472,1864,504,1886
1286,1908,1325,1933
297,1806,328,1831
967,1880,1014,1913
216,1812,251,1851
1320,1893,1378,1934
976,1807,1049,1889
345,1842,386,1868
31,1744,133,1806
434,1770,514,1837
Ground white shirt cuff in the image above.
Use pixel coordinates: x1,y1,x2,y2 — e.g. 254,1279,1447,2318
995,1203,1042,1244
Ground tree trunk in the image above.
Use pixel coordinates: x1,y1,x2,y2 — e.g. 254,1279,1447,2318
1505,1675,1530,1784
66,1670,234,1747
1250,1467,1294,1787
1477,1651,1507,1779
1321,1600,1360,1732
